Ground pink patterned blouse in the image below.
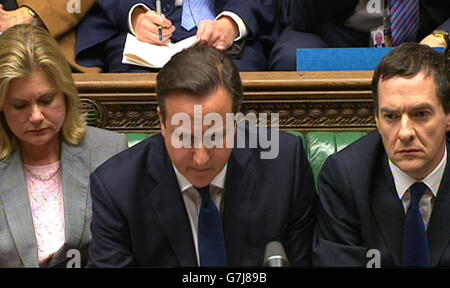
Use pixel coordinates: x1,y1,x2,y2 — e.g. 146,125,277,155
23,161,64,267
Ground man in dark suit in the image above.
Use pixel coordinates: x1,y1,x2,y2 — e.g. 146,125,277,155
314,43,450,266
88,44,316,267
76,0,279,72
269,0,450,70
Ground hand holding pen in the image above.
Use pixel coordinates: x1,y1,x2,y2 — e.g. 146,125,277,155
156,0,163,42
131,4,175,45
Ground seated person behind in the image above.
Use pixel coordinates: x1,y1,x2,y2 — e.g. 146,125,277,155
88,44,316,267
0,0,98,72
0,24,128,267
269,0,450,71
314,43,450,266
75,0,280,72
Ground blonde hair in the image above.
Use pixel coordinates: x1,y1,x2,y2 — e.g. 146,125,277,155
0,24,86,160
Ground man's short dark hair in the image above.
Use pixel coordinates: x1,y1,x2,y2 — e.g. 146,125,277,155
156,44,243,121
372,43,450,114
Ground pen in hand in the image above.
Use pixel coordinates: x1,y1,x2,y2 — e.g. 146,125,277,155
156,0,163,42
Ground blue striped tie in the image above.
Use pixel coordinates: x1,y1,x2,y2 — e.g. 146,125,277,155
390,0,419,46
403,182,431,266
197,186,228,266
181,0,216,31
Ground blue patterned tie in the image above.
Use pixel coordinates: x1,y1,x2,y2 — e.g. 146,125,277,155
181,0,216,31
403,182,431,266
390,0,420,46
197,186,228,266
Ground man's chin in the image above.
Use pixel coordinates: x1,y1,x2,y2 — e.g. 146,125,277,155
394,160,428,179
186,174,215,188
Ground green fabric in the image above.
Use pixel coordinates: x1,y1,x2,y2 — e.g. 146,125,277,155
306,132,366,186
126,133,152,147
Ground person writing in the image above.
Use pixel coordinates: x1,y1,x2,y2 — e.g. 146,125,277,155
75,0,280,72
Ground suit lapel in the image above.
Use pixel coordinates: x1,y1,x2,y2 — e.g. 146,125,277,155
370,152,405,266
146,136,197,266
47,142,89,267
427,143,450,266
223,147,255,265
0,151,39,267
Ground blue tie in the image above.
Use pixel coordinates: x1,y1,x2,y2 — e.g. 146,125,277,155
181,0,216,31
390,0,420,46
197,186,228,266
403,182,431,266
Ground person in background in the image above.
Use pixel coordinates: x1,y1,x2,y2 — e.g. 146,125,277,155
0,0,98,72
75,0,280,72
88,44,316,267
314,43,450,266
0,24,128,267
269,0,450,71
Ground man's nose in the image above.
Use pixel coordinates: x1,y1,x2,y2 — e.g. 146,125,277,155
398,115,415,143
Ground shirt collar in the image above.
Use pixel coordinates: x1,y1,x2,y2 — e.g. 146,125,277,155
389,146,447,199
173,164,227,193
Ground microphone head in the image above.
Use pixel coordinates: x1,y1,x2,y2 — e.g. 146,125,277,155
263,241,289,267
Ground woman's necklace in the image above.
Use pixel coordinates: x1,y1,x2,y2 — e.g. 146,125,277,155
24,163,62,182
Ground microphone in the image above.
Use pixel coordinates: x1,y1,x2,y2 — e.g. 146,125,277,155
263,241,289,267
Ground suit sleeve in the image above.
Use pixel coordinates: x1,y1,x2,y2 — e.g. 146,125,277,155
96,0,155,33
88,172,136,267
17,0,97,39
312,154,367,266
284,136,316,266
221,0,277,39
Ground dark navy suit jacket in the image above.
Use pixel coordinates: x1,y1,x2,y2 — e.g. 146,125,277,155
291,0,450,34
88,130,316,267
76,0,279,71
314,131,450,266
0,0,17,10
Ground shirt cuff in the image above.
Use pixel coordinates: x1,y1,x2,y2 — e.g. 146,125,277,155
216,11,248,41
128,3,151,35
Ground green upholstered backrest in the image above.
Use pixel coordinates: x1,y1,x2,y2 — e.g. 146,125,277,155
305,132,366,185
124,131,366,186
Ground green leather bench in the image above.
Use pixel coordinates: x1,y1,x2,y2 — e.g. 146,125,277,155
125,131,367,186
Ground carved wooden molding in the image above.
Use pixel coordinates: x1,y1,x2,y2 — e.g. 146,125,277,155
75,71,377,133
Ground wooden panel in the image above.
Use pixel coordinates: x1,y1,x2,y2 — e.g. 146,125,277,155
74,71,377,133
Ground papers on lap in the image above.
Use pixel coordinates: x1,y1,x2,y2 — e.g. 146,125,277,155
122,33,199,68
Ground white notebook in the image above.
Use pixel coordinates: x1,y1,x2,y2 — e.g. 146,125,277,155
122,33,199,68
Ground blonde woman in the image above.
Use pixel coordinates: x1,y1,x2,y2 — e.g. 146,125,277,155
0,24,128,267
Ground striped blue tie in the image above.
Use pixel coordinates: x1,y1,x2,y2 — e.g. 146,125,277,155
402,182,431,266
181,0,216,31
390,0,420,46
197,186,228,266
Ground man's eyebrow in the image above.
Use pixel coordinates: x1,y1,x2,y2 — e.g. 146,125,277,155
379,107,398,114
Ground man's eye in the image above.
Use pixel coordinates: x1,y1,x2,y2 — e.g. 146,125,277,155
414,111,430,119
384,113,397,120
